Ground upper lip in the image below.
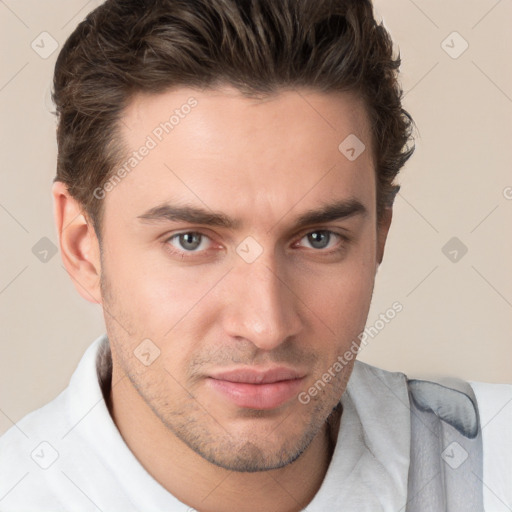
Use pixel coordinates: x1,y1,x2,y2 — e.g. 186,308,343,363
208,367,305,384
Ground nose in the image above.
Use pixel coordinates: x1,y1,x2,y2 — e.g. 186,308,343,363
221,255,303,352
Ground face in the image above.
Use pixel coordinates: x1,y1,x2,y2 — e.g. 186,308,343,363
99,86,385,472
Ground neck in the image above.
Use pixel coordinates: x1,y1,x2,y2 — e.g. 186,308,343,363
108,364,340,512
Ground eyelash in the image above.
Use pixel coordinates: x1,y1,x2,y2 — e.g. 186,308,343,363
163,229,349,259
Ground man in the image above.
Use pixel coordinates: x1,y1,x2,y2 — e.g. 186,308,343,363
0,0,510,510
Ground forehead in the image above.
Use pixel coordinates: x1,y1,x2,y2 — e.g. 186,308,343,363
122,86,372,157
106,86,375,230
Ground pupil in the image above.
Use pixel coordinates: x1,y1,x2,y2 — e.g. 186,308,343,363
308,231,329,249
181,233,201,250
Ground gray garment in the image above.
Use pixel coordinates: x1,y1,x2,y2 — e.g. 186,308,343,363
306,361,411,511
406,378,484,511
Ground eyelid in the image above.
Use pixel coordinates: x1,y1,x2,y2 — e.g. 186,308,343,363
164,227,347,242
162,228,349,259
166,230,213,247
294,229,346,249
164,229,212,242
294,227,350,243
163,230,222,259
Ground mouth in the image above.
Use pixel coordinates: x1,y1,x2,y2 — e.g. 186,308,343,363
206,367,306,410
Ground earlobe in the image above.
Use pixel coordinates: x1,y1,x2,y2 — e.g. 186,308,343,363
376,207,393,267
52,181,102,304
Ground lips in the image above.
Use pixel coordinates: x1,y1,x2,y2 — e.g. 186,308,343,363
206,367,305,410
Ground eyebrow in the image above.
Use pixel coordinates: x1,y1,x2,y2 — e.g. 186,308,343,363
137,198,367,231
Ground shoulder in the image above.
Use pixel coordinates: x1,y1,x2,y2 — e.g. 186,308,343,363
0,388,72,509
350,359,408,389
470,380,512,511
0,335,107,462
469,380,512,446
469,380,512,415
0,335,108,510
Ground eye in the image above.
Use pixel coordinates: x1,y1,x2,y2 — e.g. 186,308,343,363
297,230,341,250
167,232,211,252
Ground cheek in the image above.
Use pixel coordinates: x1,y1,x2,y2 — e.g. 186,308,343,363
296,235,377,347
317,275,373,344
104,239,212,327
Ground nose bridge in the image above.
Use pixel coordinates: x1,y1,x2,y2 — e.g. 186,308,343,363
223,252,302,350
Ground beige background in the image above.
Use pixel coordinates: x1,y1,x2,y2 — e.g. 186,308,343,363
1,0,511,437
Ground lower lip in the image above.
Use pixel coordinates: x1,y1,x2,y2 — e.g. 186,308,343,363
206,377,304,410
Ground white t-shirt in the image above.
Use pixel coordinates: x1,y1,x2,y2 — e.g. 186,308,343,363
0,334,510,511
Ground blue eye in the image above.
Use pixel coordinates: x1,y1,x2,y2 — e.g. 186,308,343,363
168,232,210,252
299,230,340,250
163,229,346,261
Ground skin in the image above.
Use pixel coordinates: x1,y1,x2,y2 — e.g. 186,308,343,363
53,86,392,512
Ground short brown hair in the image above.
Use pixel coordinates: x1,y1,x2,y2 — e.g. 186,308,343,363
53,0,414,238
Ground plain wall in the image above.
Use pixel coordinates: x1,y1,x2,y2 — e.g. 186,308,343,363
1,0,511,437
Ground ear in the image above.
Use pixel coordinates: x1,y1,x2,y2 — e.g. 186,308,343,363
376,207,393,268
52,181,102,304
